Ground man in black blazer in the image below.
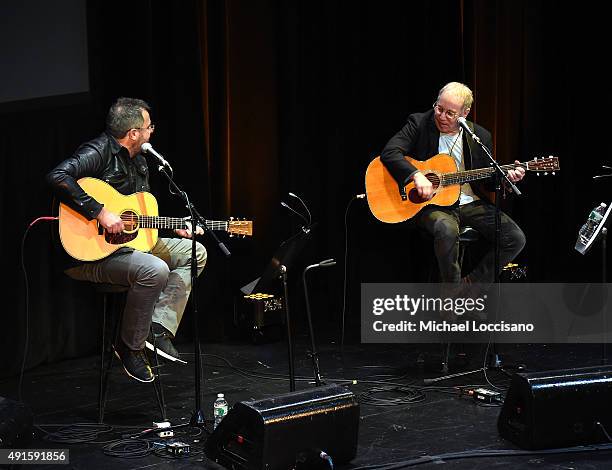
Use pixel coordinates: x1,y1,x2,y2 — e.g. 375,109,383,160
381,82,525,285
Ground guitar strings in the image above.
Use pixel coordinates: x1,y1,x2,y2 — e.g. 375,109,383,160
116,214,249,233
440,162,530,186
117,214,230,230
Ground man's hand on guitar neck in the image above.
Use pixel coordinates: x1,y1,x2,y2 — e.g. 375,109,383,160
97,207,125,234
175,220,205,239
507,160,526,183
413,172,434,200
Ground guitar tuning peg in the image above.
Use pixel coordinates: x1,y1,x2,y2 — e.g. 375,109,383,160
230,216,234,221
552,171,556,175
536,172,540,176
544,172,548,175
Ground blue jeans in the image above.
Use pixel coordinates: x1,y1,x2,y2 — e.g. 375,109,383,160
65,238,207,350
417,200,526,284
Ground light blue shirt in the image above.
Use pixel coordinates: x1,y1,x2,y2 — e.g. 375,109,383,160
438,131,478,206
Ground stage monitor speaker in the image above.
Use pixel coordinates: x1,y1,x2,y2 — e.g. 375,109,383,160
498,365,612,449
0,396,33,448
205,384,359,470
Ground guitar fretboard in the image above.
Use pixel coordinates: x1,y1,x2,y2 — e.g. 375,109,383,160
120,215,229,231
440,163,526,186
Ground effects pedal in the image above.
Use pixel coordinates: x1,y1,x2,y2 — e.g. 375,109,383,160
472,387,501,404
166,441,190,456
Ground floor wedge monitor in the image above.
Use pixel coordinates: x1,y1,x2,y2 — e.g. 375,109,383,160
205,383,359,470
498,365,612,449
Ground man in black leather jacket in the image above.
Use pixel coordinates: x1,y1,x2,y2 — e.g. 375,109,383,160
46,97,207,382
380,82,526,286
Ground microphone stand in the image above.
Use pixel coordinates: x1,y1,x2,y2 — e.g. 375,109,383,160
471,130,521,370
303,259,336,386
154,163,231,428
593,168,612,365
426,126,521,385
280,193,312,391
603,227,608,366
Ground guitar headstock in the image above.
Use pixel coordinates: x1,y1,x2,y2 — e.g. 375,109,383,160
228,218,253,237
527,156,559,175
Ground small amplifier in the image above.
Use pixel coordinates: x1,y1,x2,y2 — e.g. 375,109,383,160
235,293,285,343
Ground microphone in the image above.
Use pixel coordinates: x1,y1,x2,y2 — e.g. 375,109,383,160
281,201,311,229
457,117,481,144
288,192,312,225
304,259,336,272
317,258,336,267
141,143,173,172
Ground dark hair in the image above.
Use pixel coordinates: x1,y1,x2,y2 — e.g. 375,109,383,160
106,97,151,138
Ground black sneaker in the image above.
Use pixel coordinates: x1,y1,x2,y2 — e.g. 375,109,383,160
113,343,155,383
145,323,186,364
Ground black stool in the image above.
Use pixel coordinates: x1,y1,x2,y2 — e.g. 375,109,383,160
95,283,167,423
418,226,481,373
423,226,481,282
444,226,481,373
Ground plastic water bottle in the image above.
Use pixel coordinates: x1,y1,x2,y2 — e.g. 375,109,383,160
590,202,607,224
213,393,228,430
580,203,607,242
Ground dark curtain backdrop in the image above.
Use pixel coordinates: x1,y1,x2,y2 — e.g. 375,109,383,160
2,0,609,380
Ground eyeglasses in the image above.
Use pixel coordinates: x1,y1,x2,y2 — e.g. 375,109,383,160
132,123,155,132
433,102,460,121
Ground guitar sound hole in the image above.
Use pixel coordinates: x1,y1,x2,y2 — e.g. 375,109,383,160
408,173,439,203
121,210,139,231
104,210,139,245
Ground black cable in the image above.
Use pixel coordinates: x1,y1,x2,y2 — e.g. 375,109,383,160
19,216,58,402
35,423,113,444
359,385,426,406
348,443,612,470
102,438,153,458
597,421,612,442
341,193,366,353
181,352,511,406
37,421,207,461
152,447,204,460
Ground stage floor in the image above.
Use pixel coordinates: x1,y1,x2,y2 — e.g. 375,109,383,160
1,336,611,469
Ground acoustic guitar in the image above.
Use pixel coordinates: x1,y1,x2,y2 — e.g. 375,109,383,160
365,153,559,223
59,177,253,261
